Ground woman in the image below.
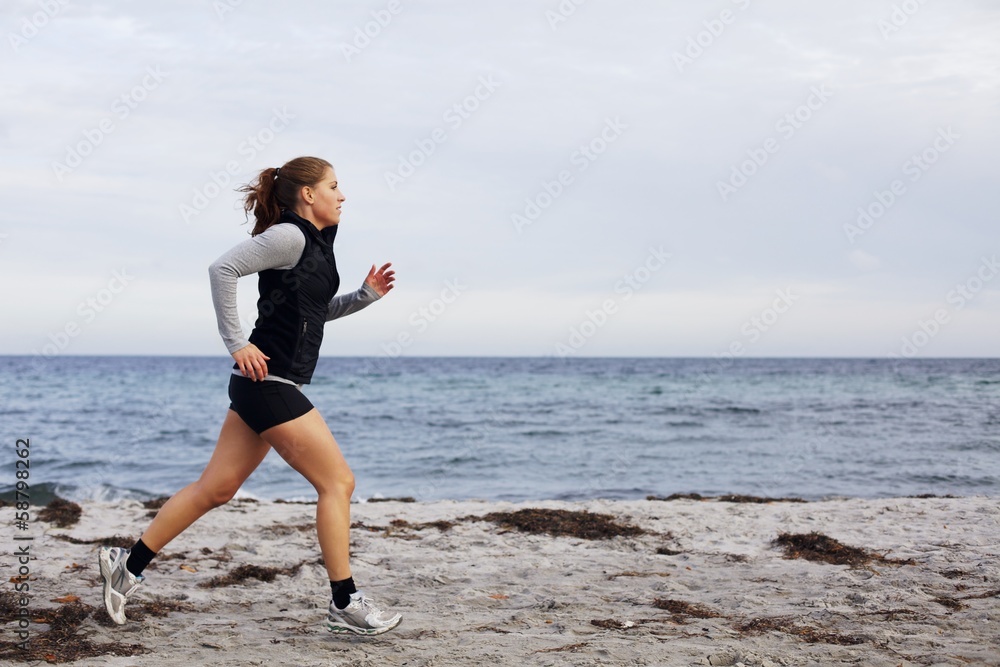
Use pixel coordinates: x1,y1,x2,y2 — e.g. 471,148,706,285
98,156,402,636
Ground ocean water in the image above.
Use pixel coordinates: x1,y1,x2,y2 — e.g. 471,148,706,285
1,356,998,504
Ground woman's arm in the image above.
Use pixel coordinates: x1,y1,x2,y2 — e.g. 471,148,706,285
326,282,381,321
326,262,395,321
208,224,305,353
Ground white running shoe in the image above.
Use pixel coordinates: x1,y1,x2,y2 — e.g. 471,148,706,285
326,591,402,636
98,546,144,625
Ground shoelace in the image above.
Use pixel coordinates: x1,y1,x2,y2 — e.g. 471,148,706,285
123,573,144,594
356,594,387,620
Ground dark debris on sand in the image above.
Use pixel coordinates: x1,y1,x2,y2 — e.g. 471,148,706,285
933,588,1000,611
52,533,135,548
142,496,170,517
143,496,171,510
773,532,915,568
0,596,148,663
653,598,722,621
647,493,707,501
199,562,304,588
470,508,647,540
37,497,83,528
646,493,807,503
352,508,649,541
0,590,23,624
390,518,455,531
655,546,683,555
734,616,869,645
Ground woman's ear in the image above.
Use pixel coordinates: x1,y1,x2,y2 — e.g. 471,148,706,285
300,185,314,205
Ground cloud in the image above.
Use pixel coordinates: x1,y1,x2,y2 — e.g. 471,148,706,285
2,0,998,356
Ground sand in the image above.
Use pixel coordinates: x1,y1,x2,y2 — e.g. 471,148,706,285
2,494,999,666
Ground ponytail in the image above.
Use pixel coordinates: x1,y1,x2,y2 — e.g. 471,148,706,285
238,156,333,236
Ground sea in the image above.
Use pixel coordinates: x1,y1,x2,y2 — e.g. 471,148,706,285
1,356,998,505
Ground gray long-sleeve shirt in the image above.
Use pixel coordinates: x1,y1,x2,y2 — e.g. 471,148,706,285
208,222,380,386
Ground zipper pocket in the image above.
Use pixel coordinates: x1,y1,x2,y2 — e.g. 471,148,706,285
291,318,307,362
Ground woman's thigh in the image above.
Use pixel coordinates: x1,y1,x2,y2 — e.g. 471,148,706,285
197,409,272,497
259,408,353,494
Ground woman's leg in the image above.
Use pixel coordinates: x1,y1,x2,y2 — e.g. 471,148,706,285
139,409,272,552
259,408,354,581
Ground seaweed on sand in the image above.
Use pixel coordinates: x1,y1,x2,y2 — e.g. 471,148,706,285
0,595,153,663
198,562,304,588
734,615,868,645
772,532,915,567
471,508,647,540
653,598,722,620
37,497,83,528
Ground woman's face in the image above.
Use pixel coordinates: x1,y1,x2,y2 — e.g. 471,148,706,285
302,166,344,228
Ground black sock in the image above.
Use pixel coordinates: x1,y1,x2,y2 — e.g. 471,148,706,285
330,577,356,610
125,538,157,577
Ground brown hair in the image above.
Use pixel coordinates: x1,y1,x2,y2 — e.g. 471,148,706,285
238,156,332,236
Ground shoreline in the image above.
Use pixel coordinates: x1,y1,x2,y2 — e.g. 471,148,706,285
2,495,998,666
4,482,990,508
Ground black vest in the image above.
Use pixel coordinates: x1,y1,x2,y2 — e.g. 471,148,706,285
233,210,340,384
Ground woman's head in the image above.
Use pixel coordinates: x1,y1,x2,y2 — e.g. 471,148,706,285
239,156,344,235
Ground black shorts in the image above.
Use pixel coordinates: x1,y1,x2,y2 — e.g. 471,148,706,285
228,373,315,435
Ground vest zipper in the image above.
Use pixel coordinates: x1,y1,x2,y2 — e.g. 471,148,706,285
290,318,307,371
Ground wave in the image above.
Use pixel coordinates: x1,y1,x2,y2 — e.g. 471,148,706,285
0,481,157,505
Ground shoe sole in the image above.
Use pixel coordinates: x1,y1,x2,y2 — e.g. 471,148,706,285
326,615,402,636
98,548,126,625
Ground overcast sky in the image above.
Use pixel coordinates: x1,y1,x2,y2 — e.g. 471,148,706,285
2,0,997,358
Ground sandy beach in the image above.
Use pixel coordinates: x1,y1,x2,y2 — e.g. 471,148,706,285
3,494,998,666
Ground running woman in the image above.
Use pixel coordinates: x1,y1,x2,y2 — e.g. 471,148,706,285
98,156,402,636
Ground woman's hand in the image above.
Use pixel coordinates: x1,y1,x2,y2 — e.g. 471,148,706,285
364,262,395,297
232,343,271,381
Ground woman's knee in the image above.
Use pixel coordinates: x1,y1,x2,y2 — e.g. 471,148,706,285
195,478,240,508
337,468,356,497
319,469,355,498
